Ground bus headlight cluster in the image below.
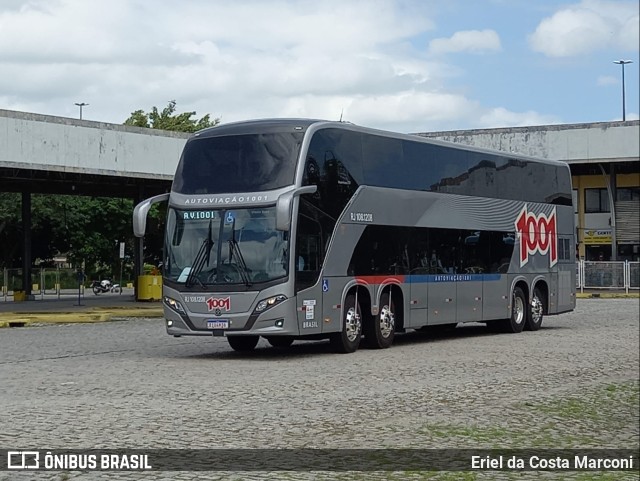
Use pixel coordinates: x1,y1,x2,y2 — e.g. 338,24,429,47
254,294,287,314
164,296,186,314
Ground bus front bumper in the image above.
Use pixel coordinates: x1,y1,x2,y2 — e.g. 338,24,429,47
163,301,299,337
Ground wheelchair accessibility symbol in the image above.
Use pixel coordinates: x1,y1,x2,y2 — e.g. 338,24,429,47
225,212,235,224
322,279,329,292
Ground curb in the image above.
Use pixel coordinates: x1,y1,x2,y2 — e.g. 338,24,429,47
0,308,164,328
575,293,639,299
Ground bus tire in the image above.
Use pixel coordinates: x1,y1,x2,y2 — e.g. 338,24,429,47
364,291,395,349
265,336,294,348
500,286,526,333
525,287,545,331
227,335,259,352
330,293,362,353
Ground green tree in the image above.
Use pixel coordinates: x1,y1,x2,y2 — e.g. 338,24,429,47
124,100,219,133
0,193,21,267
0,193,135,279
123,100,220,268
65,197,136,279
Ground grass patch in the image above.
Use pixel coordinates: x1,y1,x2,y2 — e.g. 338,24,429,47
536,382,639,423
419,381,639,449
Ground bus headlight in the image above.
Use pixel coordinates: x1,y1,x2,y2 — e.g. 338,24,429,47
164,296,186,314
254,294,287,314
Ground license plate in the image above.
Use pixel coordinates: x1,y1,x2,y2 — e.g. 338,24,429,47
207,320,229,329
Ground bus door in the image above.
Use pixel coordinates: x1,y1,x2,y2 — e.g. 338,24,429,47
414,240,457,325
454,231,483,322
478,232,514,321
295,215,324,335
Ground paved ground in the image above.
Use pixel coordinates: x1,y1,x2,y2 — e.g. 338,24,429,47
0,298,638,480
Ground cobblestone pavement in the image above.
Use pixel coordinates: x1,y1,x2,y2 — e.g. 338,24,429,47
0,299,638,481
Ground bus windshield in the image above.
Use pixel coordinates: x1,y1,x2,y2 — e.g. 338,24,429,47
172,132,303,195
164,206,289,286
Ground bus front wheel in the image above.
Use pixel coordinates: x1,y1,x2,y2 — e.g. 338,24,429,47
227,335,259,352
330,293,362,353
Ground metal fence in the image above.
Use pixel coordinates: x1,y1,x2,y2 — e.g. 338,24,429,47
2,267,85,301
577,260,639,293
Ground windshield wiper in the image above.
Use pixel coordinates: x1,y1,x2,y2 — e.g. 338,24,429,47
222,214,252,287
185,220,215,287
228,239,252,287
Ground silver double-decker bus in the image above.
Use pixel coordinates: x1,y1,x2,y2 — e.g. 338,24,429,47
133,119,576,353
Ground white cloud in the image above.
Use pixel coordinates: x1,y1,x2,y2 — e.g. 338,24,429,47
529,0,640,57
477,108,561,129
0,0,610,133
346,90,476,125
429,29,502,55
597,75,618,86
0,0,445,129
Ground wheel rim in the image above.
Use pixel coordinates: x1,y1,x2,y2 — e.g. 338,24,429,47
513,294,524,324
379,304,395,338
531,295,543,324
345,307,361,342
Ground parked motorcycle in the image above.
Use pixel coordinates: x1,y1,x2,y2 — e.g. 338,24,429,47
90,279,122,295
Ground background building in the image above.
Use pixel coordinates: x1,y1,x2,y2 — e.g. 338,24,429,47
416,121,640,262
1,110,638,290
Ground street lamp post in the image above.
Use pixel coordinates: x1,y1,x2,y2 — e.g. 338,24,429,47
74,102,89,120
613,60,632,121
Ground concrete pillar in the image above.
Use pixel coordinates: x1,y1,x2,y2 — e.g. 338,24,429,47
609,163,617,261
21,191,32,297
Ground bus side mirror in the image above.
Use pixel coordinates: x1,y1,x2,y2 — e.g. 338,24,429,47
275,186,317,231
133,193,170,237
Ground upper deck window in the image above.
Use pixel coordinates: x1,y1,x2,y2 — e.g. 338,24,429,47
173,132,303,194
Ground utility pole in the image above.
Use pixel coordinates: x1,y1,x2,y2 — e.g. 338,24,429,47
74,102,89,120
613,60,632,121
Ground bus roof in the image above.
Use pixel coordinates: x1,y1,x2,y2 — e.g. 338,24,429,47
194,118,569,169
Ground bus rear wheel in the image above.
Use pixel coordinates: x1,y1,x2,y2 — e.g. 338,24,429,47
330,293,362,353
499,287,526,333
265,336,294,348
525,287,545,331
364,291,395,349
227,335,259,352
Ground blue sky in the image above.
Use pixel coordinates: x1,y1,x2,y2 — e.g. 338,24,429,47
426,0,639,128
0,0,638,133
